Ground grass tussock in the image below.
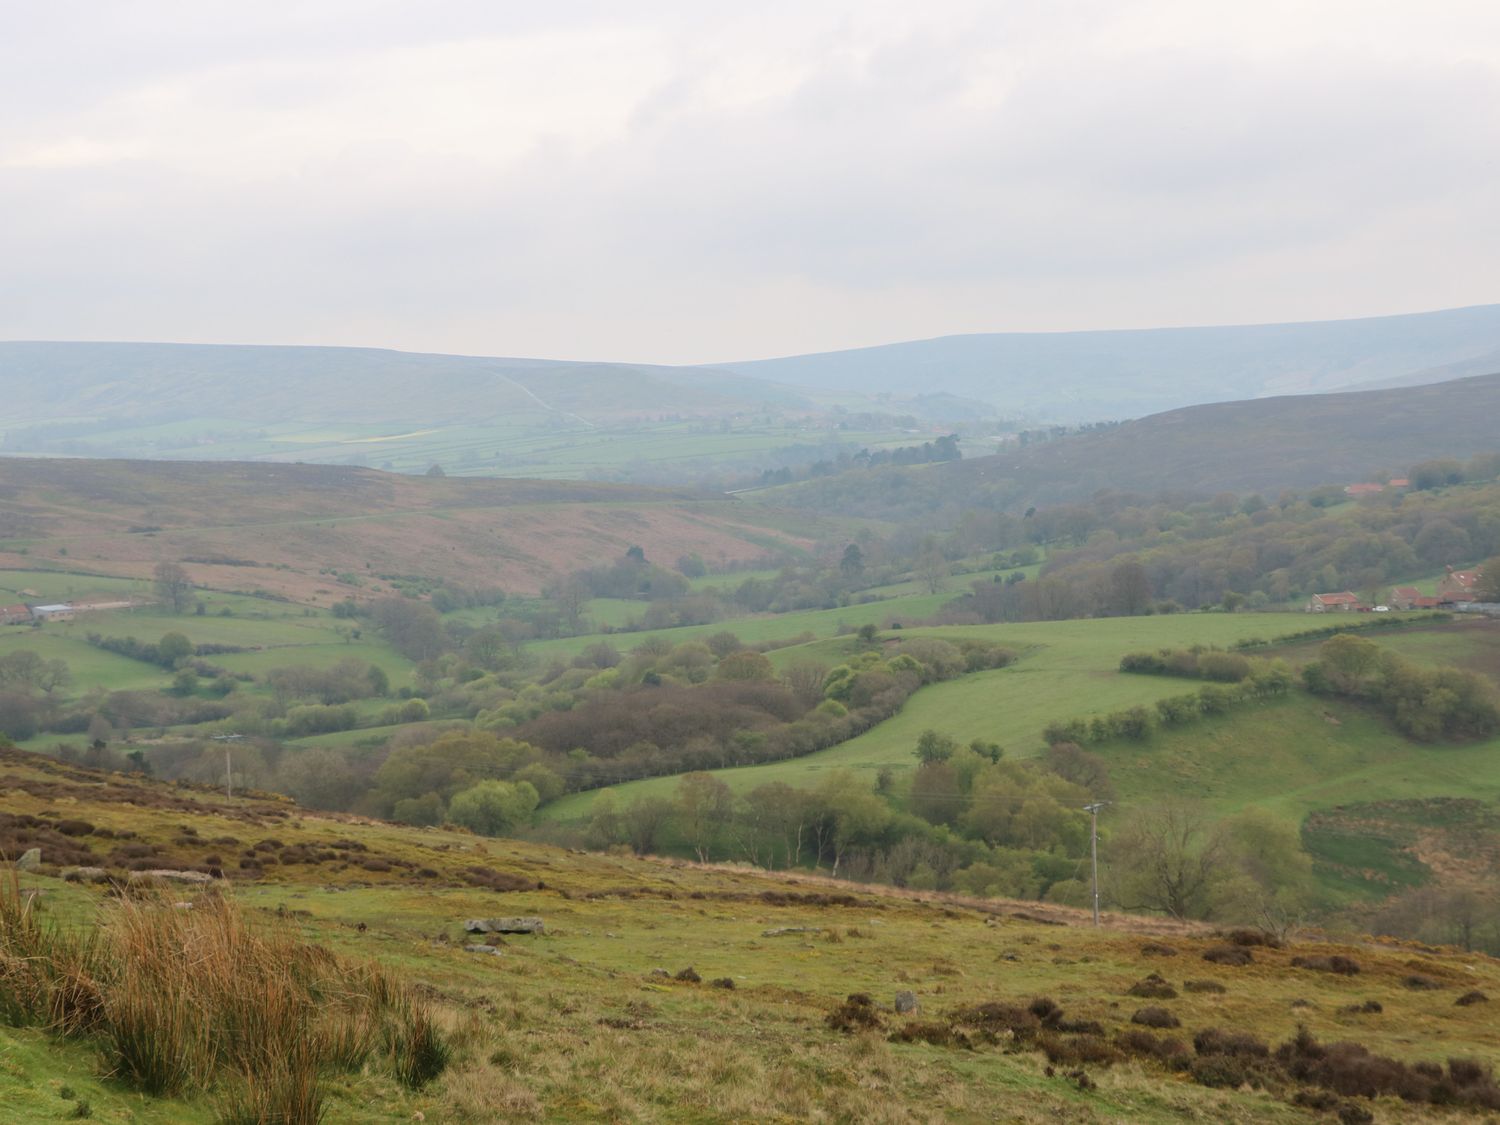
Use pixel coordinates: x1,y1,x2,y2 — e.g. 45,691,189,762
0,877,446,1119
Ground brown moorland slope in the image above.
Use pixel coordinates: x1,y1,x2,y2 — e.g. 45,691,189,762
0,458,823,601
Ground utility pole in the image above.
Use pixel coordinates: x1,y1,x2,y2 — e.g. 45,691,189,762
212,732,243,799
1083,801,1106,926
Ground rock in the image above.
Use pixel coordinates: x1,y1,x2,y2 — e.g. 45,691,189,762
463,944,502,955
62,866,108,883
465,916,543,935
16,848,41,871
895,990,919,1014
761,926,822,937
650,968,671,979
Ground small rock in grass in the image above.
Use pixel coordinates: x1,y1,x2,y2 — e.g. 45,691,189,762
895,990,919,1014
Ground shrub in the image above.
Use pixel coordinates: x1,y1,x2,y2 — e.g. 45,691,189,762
826,993,883,1033
1291,955,1361,976
1202,946,1253,966
1130,1006,1180,1029
1116,1029,1190,1067
0,880,442,1111
1193,1028,1270,1058
1455,990,1489,1006
1038,1033,1119,1067
385,999,450,1090
1126,973,1177,999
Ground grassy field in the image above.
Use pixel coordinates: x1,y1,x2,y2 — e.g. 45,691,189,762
539,612,1311,820
4,746,1498,1124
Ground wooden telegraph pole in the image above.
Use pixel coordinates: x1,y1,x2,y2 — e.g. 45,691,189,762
1083,801,1106,926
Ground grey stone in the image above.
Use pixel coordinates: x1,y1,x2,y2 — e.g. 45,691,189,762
16,847,41,871
463,944,502,955
761,926,822,937
63,866,109,883
895,990,919,1015
465,916,544,935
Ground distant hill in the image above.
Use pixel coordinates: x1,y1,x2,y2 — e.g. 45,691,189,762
952,370,1500,505
721,304,1500,421
0,457,826,599
0,341,809,426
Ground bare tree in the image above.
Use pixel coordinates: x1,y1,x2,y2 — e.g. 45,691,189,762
152,561,193,614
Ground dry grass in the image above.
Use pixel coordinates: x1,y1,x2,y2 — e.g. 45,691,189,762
0,876,445,1121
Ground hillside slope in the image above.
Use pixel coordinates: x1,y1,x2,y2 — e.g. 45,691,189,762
0,458,825,599
945,371,1500,505
0,341,808,425
4,745,1499,1123
722,303,1500,421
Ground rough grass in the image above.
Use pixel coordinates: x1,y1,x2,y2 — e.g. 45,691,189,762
5,747,1500,1123
0,874,444,1120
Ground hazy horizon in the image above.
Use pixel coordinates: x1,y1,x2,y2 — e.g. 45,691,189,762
5,2,1500,364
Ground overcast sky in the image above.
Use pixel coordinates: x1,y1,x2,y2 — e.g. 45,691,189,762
2,1,1499,363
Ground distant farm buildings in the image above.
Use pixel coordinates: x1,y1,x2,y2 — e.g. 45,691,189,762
1305,591,1361,612
1388,586,1443,611
30,604,75,621
2,595,146,625
1438,566,1483,602
1342,479,1412,497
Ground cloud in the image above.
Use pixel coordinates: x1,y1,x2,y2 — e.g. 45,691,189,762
2,1,1499,361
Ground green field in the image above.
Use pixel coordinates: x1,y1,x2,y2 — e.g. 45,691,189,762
538,611,1310,821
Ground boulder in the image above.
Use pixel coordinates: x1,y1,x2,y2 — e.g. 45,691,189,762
63,866,109,883
16,847,41,871
465,916,543,935
463,944,502,956
895,990,919,1015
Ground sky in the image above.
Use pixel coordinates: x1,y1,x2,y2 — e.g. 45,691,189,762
2,1,1499,364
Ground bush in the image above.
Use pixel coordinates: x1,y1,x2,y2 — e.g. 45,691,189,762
1130,1006,1180,1029
1202,946,1253,966
1126,974,1177,999
1291,954,1360,976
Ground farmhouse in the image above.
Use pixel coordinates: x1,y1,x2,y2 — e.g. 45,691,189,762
1438,566,1484,603
0,604,32,625
1387,586,1442,610
1343,483,1385,497
1305,591,1361,613
30,604,75,622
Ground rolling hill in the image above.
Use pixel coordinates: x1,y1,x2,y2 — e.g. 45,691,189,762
0,457,831,600
722,303,1500,421
927,371,1500,507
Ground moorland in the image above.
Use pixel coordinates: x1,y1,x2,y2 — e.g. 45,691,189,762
3,358,1500,1121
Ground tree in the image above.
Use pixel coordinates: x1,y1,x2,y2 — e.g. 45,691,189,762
1108,801,1227,920
839,543,865,577
621,795,675,854
676,771,732,862
715,650,774,682
914,549,949,594
1317,633,1382,694
153,561,193,614
1476,556,1500,602
157,631,194,667
914,729,957,764
446,779,539,836
1108,561,1152,616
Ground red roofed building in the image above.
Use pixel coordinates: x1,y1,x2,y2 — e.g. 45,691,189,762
1439,567,1484,602
1388,478,1410,489
0,604,32,625
1344,483,1385,497
1388,586,1423,610
1305,591,1361,613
